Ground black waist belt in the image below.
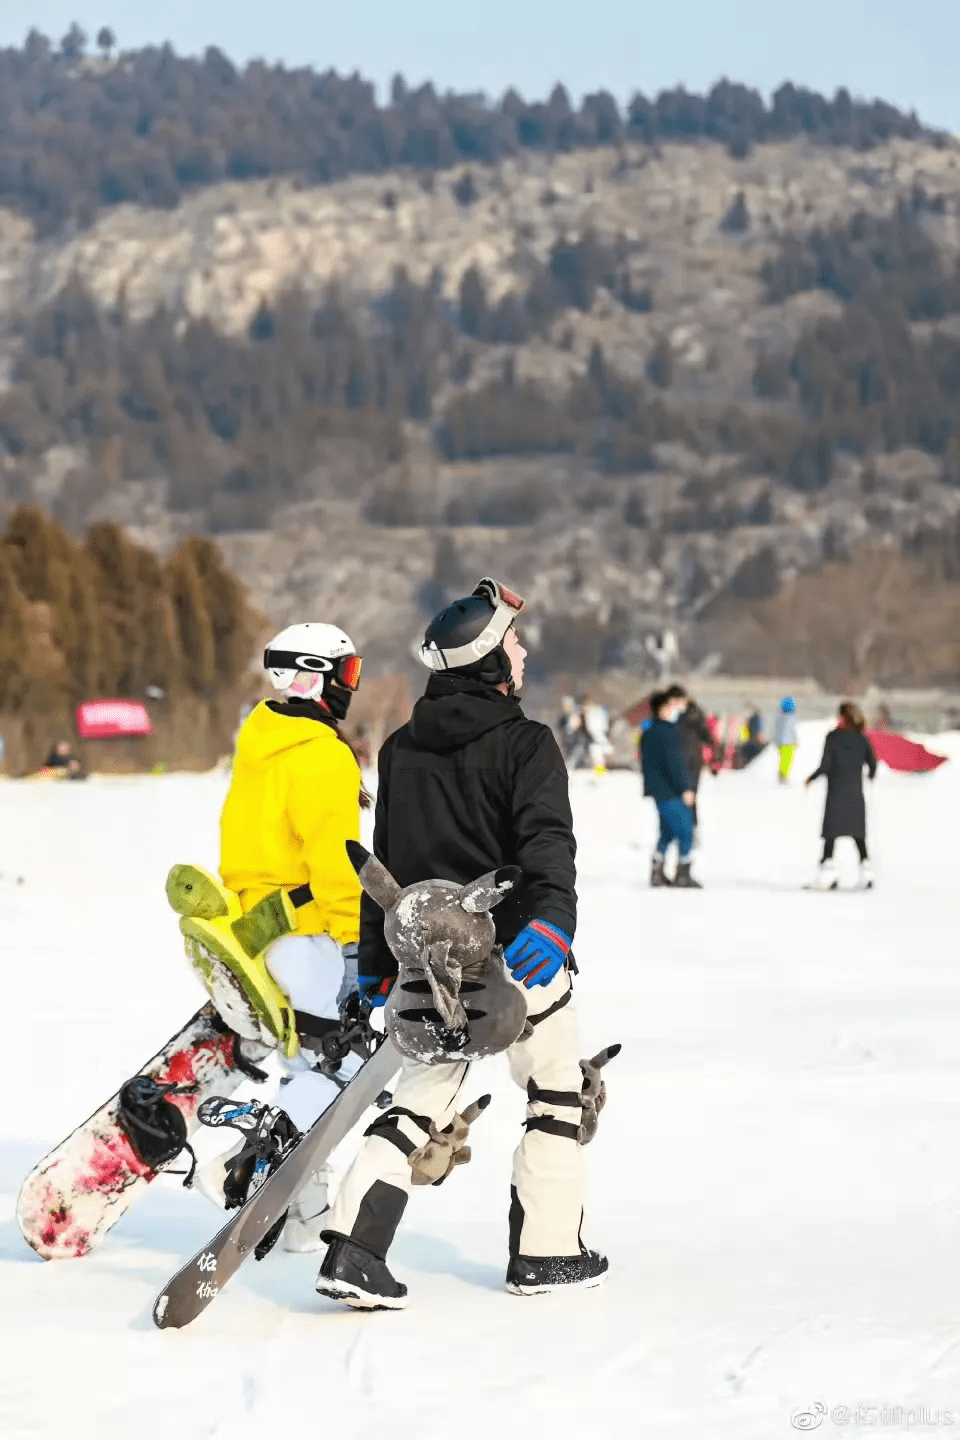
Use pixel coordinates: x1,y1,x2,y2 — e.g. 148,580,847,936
288,883,314,909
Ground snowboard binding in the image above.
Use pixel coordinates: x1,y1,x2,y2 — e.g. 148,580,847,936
117,1076,199,1184
322,993,383,1072
197,1097,302,1258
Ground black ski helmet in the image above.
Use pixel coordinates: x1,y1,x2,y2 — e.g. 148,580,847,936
420,577,526,690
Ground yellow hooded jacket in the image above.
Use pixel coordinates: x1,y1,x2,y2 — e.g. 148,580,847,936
220,701,362,944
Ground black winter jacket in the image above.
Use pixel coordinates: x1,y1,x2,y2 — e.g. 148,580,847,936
675,702,716,788
358,673,577,982
808,726,877,838
639,718,692,803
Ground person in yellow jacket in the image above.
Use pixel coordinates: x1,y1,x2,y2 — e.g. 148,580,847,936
221,624,365,960
198,621,370,1250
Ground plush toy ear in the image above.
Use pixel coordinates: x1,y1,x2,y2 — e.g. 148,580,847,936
459,865,523,914
345,840,402,912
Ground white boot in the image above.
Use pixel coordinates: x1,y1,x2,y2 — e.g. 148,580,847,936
191,1139,243,1209
282,1165,334,1253
857,859,874,891
192,1135,334,1250
815,859,838,891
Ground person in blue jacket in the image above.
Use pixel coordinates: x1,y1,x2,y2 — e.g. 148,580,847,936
640,689,701,888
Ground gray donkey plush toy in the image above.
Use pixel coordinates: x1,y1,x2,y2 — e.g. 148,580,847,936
345,840,530,1064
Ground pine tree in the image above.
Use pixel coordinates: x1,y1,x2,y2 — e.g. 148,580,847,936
0,548,30,712
178,535,259,685
167,542,218,698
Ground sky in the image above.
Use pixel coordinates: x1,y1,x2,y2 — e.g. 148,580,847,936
1,0,960,134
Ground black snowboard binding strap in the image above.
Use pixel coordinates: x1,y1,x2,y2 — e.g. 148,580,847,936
117,1076,199,1185
197,1096,302,1260
338,992,385,1060
205,1010,270,1083
294,993,385,1092
296,993,383,1080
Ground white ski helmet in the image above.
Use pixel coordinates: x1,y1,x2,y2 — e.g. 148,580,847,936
263,622,361,702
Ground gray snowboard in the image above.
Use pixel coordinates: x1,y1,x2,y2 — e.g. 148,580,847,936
152,1036,400,1329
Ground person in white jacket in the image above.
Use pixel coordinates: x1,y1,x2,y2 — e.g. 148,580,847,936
773,697,799,783
580,695,611,774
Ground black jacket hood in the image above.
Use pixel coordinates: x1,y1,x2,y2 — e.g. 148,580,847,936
408,673,523,754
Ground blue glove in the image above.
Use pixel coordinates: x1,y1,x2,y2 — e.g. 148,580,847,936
357,974,393,1009
504,922,572,989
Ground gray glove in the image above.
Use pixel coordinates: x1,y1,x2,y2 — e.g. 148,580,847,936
337,940,359,1008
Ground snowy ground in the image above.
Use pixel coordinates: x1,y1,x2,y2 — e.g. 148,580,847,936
3,722,960,1439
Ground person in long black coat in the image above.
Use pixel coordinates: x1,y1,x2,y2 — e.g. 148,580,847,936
805,702,877,889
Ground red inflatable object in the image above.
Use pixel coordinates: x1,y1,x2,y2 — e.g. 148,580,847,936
866,729,947,773
75,700,153,739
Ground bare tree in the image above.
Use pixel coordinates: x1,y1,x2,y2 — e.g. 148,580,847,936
712,549,960,690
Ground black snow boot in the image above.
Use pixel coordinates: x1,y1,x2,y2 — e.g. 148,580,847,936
673,861,702,889
650,854,671,888
506,1248,609,1296
316,1233,408,1311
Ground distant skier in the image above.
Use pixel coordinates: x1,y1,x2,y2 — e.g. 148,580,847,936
739,703,767,766
557,695,575,757
201,622,369,1248
557,694,587,768
773,697,799,784
316,577,609,1307
640,689,701,888
580,693,612,775
805,701,877,890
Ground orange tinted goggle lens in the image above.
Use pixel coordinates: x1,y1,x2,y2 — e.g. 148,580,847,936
339,655,362,691
499,585,525,612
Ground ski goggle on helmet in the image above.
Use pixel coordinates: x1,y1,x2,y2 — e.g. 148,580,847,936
419,576,526,673
263,622,362,693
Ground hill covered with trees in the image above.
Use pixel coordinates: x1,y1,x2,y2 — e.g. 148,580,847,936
2,30,960,688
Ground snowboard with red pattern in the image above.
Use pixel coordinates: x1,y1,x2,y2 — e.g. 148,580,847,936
17,1003,258,1260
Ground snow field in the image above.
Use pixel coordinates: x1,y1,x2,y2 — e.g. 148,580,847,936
2,721,960,1439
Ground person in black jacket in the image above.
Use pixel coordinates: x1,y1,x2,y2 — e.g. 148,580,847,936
805,701,878,890
640,690,702,888
666,684,717,828
317,578,608,1309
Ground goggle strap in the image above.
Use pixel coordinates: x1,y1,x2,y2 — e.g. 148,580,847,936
419,605,515,672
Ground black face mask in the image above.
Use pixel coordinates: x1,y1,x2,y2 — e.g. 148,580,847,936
269,686,353,726
319,683,353,723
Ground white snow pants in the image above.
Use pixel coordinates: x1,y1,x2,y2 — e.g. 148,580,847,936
325,970,588,1259
265,934,361,1130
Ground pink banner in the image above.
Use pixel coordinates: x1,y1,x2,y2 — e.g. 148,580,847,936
75,700,154,739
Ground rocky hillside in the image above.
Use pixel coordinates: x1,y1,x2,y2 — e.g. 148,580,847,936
4,112,960,683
